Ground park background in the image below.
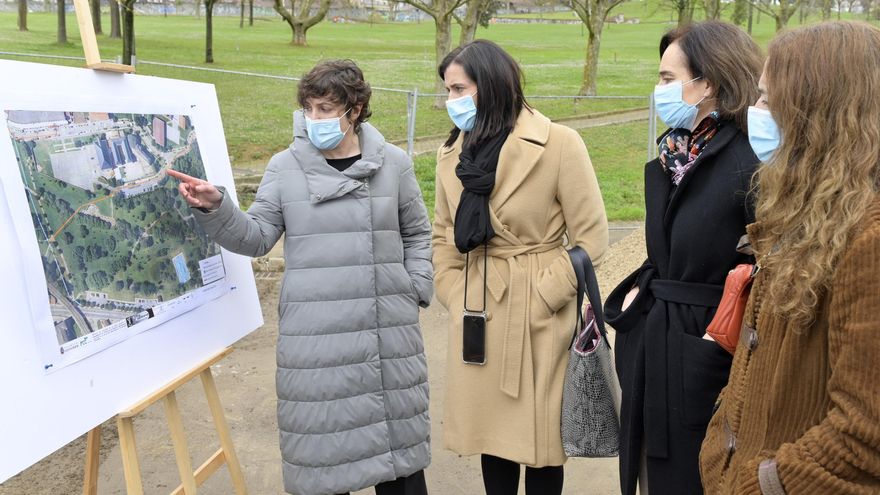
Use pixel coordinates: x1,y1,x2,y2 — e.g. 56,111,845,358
1,0,877,493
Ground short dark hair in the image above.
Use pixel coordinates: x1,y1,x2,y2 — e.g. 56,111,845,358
297,59,372,132
438,40,529,148
660,21,762,131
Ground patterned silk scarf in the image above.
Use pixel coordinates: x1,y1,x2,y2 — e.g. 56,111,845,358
659,111,720,186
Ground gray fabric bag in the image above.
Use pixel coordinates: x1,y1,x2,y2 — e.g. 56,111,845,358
561,247,622,458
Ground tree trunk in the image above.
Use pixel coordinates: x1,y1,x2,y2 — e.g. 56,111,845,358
731,0,748,25
240,0,244,27
458,0,481,46
434,15,453,107
249,0,253,25
18,0,28,31
206,0,214,62
292,22,307,45
579,25,601,96
748,1,754,31
109,0,121,37
703,0,721,19
92,0,103,33
57,0,67,44
775,14,785,30
195,0,200,18
122,0,134,65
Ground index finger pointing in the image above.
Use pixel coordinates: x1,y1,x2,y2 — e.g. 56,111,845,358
165,169,198,183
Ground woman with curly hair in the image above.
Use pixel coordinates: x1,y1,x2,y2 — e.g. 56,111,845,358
700,21,880,494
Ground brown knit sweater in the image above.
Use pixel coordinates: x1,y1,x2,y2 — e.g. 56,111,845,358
700,200,880,494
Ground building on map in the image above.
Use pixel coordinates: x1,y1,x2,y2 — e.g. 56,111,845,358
152,116,166,148
54,317,77,344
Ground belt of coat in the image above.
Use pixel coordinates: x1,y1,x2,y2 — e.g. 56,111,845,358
644,278,723,458
472,241,563,399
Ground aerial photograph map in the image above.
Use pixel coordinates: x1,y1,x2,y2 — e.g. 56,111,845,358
6,110,226,367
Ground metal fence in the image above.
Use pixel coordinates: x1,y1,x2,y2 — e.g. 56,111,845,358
0,51,660,162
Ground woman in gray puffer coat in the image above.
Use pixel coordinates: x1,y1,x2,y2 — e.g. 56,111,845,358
167,60,433,495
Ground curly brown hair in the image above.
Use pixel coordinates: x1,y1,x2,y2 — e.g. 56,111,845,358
755,21,880,325
297,59,372,132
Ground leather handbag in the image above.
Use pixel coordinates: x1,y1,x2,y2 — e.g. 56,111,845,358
561,246,621,458
705,263,756,354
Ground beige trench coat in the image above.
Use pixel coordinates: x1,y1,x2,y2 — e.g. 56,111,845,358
432,109,609,467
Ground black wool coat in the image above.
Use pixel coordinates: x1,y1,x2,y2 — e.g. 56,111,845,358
604,121,758,495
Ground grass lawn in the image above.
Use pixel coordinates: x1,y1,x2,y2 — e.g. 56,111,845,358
2,5,876,220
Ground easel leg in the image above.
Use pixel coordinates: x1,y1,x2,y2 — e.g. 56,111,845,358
164,390,198,494
116,416,145,495
200,369,248,494
83,426,101,495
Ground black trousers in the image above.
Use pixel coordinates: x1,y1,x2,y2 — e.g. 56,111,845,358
336,469,428,495
481,455,564,495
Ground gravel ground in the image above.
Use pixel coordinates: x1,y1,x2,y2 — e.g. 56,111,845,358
0,229,647,495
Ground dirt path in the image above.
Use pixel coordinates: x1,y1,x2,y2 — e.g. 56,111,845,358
0,229,646,495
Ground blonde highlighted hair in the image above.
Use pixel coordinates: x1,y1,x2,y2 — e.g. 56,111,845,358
755,21,880,325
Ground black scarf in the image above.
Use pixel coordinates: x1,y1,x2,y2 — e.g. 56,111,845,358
454,130,510,253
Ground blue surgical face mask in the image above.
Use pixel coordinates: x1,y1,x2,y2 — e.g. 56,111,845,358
747,106,781,162
653,77,705,130
304,108,351,150
445,92,478,132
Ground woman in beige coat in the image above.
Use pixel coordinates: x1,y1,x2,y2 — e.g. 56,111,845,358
432,40,608,494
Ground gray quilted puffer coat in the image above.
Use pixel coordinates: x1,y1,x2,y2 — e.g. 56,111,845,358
193,111,433,495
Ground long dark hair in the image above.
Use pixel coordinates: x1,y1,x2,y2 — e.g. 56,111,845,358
438,40,529,148
659,21,762,131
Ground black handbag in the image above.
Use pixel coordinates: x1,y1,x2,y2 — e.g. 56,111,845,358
561,246,621,458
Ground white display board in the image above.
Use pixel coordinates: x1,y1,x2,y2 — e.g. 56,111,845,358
0,60,264,483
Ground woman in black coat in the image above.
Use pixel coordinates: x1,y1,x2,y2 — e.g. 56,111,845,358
604,21,762,495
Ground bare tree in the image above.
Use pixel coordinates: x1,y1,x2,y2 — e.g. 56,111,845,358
400,0,467,105
91,0,102,33
240,0,245,27
751,0,804,30
57,0,67,44
109,0,121,37
18,0,28,31
206,0,217,61
663,0,695,25
703,0,721,18
273,0,332,46
731,0,749,24
457,0,499,45
568,0,627,95
249,0,254,25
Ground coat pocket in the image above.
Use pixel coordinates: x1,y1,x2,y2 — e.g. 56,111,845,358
535,253,578,314
678,332,733,429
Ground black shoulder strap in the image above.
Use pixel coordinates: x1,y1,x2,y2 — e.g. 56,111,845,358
567,246,607,347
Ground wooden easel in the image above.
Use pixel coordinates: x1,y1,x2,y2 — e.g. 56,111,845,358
71,0,134,73
68,5,246,493
83,348,248,495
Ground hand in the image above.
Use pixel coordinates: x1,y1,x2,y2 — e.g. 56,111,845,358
165,169,223,211
621,287,639,311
